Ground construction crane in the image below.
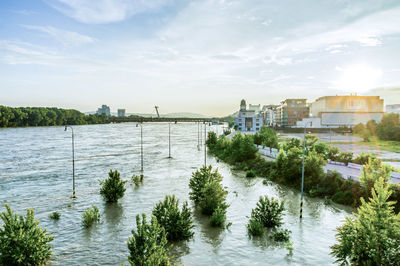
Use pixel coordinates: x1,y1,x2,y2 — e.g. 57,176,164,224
154,106,160,118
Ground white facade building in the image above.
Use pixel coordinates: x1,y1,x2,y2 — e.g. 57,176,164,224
235,99,264,132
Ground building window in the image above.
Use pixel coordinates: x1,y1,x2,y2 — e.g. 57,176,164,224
256,128,259,131
256,123,259,126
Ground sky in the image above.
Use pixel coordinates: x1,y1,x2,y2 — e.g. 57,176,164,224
1,0,400,116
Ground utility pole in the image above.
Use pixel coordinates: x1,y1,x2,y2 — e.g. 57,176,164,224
64,125,76,198
300,121,312,219
204,122,207,166
136,123,144,178
168,122,172,158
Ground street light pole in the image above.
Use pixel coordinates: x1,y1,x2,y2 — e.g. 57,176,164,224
197,122,200,150
136,123,144,178
300,121,312,219
204,122,207,166
64,125,76,198
168,122,172,158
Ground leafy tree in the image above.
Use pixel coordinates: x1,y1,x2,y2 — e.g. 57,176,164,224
206,131,218,151
353,153,377,165
189,166,223,205
152,195,194,241
247,218,264,236
331,178,400,265
327,146,340,161
198,181,228,216
100,169,127,203
376,113,400,141
366,119,377,136
360,158,392,197
0,204,54,265
352,123,366,135
249,196,285,228
127,214,170,266
209,206,227,227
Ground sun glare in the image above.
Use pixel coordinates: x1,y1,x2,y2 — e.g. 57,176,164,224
336,64,383,93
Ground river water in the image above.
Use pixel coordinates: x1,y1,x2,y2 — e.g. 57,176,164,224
0,123,351,265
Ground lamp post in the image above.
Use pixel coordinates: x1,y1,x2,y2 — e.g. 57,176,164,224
204,122,207,166
136,123,144,178
64,125,76,198
300,121,312,219
168,122,172,158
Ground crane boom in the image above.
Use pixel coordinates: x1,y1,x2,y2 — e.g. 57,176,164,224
155,106,160,118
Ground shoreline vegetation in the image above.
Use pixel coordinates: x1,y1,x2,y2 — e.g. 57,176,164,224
206,128,400,212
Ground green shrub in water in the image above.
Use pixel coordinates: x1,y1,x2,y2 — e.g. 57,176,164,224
246,170,256,178
272,229,291,242
189,165,223,205
82,205,100,228
250,196,285,228
0,204,54,265
247,218,264,236
100,169,127,203
49,211,60,220
152,195,194,241
127,214,170,266
132,175,143,186
209,206,227,227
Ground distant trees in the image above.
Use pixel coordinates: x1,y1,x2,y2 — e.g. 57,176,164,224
0,106,109,127
353,114,400,141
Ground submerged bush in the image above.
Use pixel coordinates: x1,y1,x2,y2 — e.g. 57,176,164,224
100,169,127,203
250,196,285,228
189,165,223,205
49,211,60,220
152,195,194,241
82,205,100,228
127,214,170,266
247,218,264,236
0,204,54,265
198,181,228,216
209,206,227,227
246,170,256,178
272,229,291,242
132,174,143,186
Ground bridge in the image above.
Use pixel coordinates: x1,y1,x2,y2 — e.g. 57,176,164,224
109,116,214,123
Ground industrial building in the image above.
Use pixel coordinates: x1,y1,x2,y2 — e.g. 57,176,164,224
117,109,126,117
96,105,111,116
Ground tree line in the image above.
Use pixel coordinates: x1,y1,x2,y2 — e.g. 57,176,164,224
353,113,400,141
0,106,110,127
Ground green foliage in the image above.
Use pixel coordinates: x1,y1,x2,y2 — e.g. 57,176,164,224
0,105,109,127
250,196,285,229
82,205,100,228
246,169,256,178
247,218,264,236
253,127,279,150
209,206,227,227
271,229,291,242
280,138,301,151
376,113,400,141
353,152,377,165
189,166,228,227
336,152,353,165
198,181,228,216
49,211,60,220
132,175,143,186
0,204,54,265
327,146,340,161
353,123,366,135
332,191,354,206
100,169,127,203
152,195,194,241
189,165,223,205
331,178,400,265
206,131,218,149
360,158,392,198
127,214,170,266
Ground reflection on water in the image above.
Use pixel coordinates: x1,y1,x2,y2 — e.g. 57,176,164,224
0,123,352,265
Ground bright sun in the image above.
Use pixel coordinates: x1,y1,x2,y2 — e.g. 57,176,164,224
336,64,383,93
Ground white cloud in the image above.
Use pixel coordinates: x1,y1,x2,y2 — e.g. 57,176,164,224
263,55,293,66
46,0,171,24
22,25,95,46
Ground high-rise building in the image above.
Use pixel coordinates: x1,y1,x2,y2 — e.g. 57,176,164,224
96,105,111,116
276,99,309,127
117,109,126,117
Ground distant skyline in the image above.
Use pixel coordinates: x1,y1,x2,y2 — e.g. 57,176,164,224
1,0,400,116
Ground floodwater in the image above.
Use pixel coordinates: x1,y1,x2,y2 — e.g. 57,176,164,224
0,123,351,265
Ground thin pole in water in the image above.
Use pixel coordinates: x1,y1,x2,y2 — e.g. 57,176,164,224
65,125,76,198
168,122,172,158
300,121,311,219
